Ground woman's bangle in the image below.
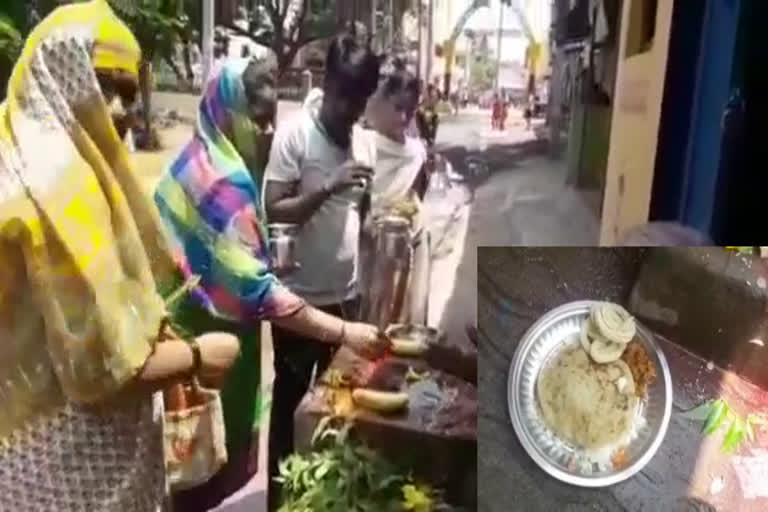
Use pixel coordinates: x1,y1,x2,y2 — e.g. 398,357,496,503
335,321,346,344
188,339,202,377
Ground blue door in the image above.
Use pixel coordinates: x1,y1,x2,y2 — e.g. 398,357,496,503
679,0,742,234
650,0,743,239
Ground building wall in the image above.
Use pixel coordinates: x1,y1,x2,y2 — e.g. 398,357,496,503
599,0,675,245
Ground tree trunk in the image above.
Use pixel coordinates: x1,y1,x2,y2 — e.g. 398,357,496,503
163,55,187,89
138,59,154,148
181,39,195,84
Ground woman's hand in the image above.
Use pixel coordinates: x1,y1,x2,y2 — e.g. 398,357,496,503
341,322,390,359
195,332,241,388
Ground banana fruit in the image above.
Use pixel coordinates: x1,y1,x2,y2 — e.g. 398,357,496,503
351,389,409,414
580,302,637,364
390,337,429,357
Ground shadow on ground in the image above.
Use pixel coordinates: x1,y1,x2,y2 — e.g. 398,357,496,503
439,138,550,181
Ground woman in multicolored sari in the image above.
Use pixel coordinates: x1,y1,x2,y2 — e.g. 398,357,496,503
0,1,240,510
154,58,389,510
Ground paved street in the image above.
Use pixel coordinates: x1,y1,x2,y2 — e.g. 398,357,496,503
429,107,600,347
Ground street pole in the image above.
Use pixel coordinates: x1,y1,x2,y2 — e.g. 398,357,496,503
389,0,395,48
417,0,423,82
371,0,377,41
426,0,434,85
201,0,215,87
495,0,504,91
465,34,473,88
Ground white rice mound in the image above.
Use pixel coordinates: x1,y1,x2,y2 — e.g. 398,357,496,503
537,344,640,468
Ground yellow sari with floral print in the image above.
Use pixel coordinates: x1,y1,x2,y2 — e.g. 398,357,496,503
0,0,175,440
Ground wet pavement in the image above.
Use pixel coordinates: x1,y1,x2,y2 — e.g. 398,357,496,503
478,248,768,512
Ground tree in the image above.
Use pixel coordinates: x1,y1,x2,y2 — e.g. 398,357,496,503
224,0,336,76
1,0,189,143
0,0,56,101
109,0,186,148
0,13,22,100
469,34,495,91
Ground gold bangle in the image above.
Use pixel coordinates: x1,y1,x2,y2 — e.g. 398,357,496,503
188,339,202,377
335,321,346,344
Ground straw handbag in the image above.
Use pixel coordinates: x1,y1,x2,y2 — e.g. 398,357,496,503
160,320,228,491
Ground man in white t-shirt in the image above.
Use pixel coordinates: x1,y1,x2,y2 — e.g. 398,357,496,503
262,29,381,503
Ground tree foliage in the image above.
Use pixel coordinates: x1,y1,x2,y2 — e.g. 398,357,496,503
0,1,67,100
224,0,336,75
468,32,495,91
109,0,185,62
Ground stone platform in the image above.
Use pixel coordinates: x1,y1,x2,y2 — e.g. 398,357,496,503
294,346,477,508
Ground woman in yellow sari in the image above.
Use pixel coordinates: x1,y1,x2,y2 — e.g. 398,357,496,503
0,1,239,509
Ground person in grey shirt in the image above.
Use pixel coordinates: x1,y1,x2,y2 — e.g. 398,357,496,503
262,28,382,508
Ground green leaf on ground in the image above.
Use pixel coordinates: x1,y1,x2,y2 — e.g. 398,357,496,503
703,399,728,434
723,417,746,453
685,398,762,452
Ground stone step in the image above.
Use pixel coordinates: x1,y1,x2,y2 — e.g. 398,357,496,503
629,247,768,389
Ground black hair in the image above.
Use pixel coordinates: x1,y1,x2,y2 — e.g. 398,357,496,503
95,69,137,107
242,59,275,94
324,27,381,99
378,58,420,100
241,59,277,123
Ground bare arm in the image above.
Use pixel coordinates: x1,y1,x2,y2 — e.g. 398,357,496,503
272,304,388,359
132,333,240,394
264,179,332,225
134,339,196,392
272,304,345,343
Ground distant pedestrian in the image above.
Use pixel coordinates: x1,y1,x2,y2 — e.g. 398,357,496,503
491,95,502,130
416,84,439,147
500,99,509,131
524,93,534,130
450,91,459,115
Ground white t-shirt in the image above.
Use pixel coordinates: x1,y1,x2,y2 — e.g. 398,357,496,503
264,109,374,306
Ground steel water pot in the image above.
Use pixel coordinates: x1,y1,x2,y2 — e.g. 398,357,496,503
267,223,299,275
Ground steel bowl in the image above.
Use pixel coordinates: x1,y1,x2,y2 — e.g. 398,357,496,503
507,300,673,487
267,223,299,274
386,324,444,346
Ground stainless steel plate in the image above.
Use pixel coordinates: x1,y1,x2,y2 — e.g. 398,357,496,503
507,300,673,487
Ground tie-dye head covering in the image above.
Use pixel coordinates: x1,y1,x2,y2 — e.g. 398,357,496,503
154,58,303,322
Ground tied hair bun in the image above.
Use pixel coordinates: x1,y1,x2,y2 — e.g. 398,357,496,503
325,25,383,98
375,55,419,99
379,56,413,80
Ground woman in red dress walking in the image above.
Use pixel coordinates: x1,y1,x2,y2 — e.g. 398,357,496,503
491,94,502,130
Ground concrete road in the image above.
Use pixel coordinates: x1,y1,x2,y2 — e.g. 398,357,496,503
429,107,600,347
153,91,302,123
